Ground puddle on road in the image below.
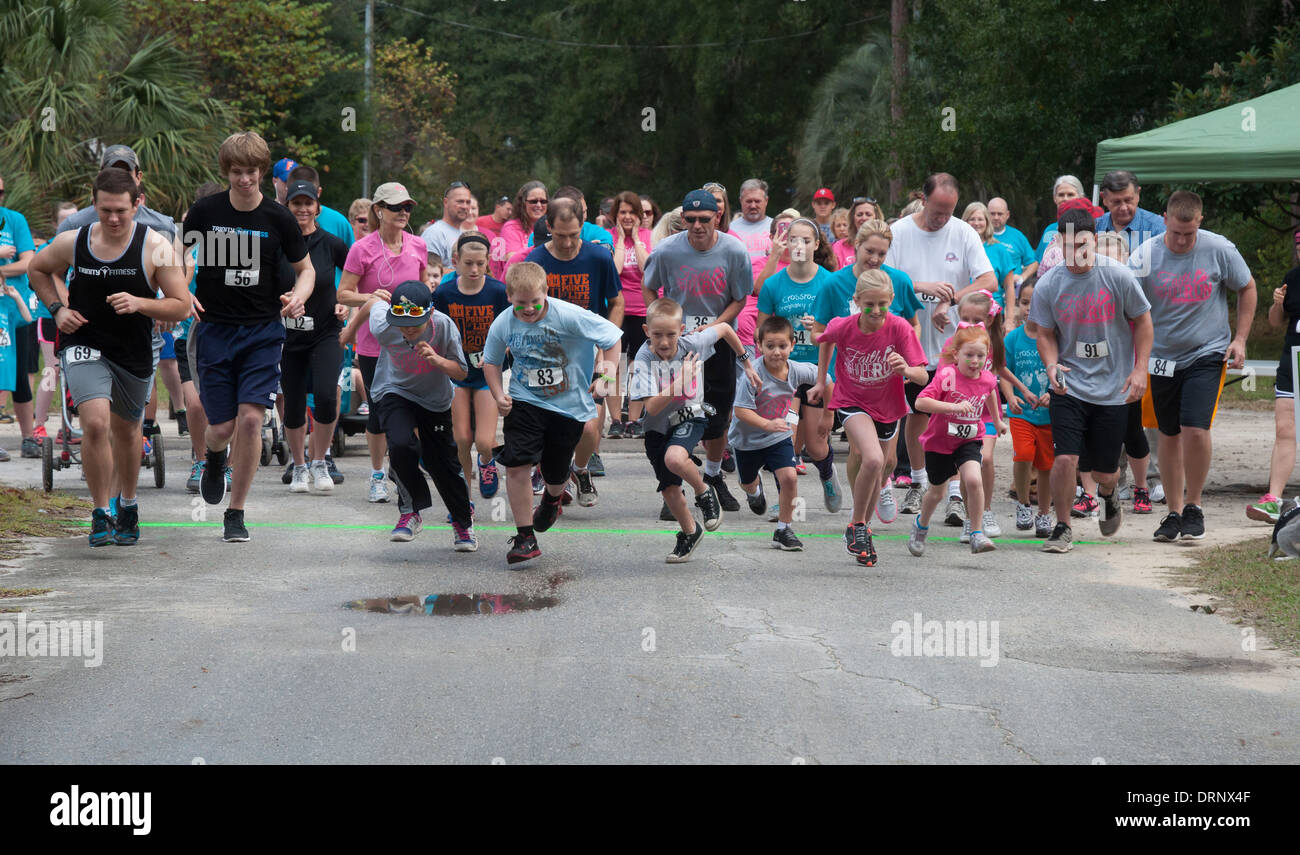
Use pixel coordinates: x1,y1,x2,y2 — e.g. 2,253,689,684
345,574,569,616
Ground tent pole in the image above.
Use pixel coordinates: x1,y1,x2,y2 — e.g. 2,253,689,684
1092,184,1099,206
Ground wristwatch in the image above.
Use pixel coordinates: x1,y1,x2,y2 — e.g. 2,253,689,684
47,301,65,316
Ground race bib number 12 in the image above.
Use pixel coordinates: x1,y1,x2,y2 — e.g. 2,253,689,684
283,315,314,332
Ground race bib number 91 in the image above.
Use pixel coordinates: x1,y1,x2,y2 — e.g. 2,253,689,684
224,268,260,288
947,421,979,439
65,345,101,364
524,367,562,387
1076,340,1109,359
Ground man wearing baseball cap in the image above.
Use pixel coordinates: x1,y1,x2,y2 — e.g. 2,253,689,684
58,144,177,241
642,189,754,511
272,157,300,205
811,188,836,243
475,196,512,241
359,279,475,550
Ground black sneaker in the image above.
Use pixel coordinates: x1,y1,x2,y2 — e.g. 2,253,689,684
1041,522,1073,553
705,473,740,512
856,530,878,567
666,526,704,563
721,447,736,473
111,503,140,546
201,448,228,504
176,410,188,436
845,522,869,557
659,498,676,521
1098,488,1122,537
746,484,767,516
1153,512,1182,543
88,508,114,547
606,421,624,439
532,496,562,532
222,508,250,542
325,455,345,484
281,461,295,485
772,526,803,551
507,533,541,566
696,485,722,531
1181,504,1205,540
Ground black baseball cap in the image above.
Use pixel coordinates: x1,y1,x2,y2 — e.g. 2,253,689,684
532,218,551,245
285,180,318,202
387,281,435,327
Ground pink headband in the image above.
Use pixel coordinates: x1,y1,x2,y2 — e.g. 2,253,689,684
957,321,985,330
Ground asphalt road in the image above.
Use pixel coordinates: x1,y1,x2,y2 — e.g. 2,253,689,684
1,414,1297,764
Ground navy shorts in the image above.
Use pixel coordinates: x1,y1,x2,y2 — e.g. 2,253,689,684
644,417,708,492
194,319,285,425
736,437,798,484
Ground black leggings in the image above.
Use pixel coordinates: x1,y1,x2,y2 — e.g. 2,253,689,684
376,394,472,527
11,322,34,404
280,337,342,429
357,353,381,433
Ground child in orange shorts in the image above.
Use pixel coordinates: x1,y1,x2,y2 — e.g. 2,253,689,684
1005,278,1054,536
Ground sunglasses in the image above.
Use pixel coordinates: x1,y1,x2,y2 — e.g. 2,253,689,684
446,181,469,194
683,215,713,225
390,303,428,317
702,182,726,194
513,302,544,312
380,202,414,213
852,196,877,205
354,217,368,224
526,198,548,206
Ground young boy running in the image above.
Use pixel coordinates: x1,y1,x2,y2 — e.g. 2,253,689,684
630,298,757,562
432,232,510,500
481,263,622,566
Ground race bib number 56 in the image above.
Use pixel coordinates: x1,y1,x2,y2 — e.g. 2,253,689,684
225,268,260,287
524,367,562,387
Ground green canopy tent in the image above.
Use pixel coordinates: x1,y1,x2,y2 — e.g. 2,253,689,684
1093,82,1300,188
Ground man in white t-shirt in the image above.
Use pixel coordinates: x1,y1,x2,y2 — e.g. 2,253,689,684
420,181,472,265
885,172,997,523
729,178,773,264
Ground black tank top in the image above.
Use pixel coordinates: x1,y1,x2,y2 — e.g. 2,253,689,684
63,223,155,376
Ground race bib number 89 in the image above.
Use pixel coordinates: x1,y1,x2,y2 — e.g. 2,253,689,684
1076,340,1109,359
947,421,979,439
65,345,101,364
224,268,259,287
524,367,562,387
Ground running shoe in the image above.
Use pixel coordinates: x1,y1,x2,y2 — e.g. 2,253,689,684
507,533,541,565
572,468,598,507
846,522,870,558
626,420,644,439
696,484,722,531
222,508,250,543
876,480,898,524
894,473,913,488
201,448,228,504
357,402,369,416
533,496,562,532
660,498,676,521
772,527,803,551
666,526,704,564
88,508,113,547
1181,504,1205,540
970,531,996,554
1133,487,1153,514
1071,492,1098,518
794,457,807,476
1153,512,1182,543
111,503,139,546
1098,489,1123,537
960,519,971,544
944,496,966,526
0,447,9,462
224,466,232,489
704,473,740,512
444,501,476,525
856,530,878,567
900,483,923,515
325,455,344,484
281,461,295,485
588,452,606,477
32,425,47,441
1015,503,1033,531
289,465,310,493
746,483,767,516
821,467,842,513
606,421,624,439
21,437,40,458
531,466,545,495
907,520,929,557
478,456,499,498
1034,513,1053,538
368,472,390,503
982,510,1002,538
721,447,735,473
391,511,422,542
187,459,204,493
176,410,188,436
1150,482,1166,504
1247,494,1280,524
1041,523,1073,553
452,520,478,552
310,461,333,493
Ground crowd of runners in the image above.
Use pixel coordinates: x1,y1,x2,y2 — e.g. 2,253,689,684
2,129,1291,569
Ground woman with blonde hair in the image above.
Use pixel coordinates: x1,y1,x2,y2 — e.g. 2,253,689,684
961,201,1016,309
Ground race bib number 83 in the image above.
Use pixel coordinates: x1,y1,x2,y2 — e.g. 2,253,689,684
524,367,562,387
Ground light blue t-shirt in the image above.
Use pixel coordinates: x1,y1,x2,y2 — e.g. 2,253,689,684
982,241,1017,306
0,207,36,308
812,263,922,325
526,222,614,252
992,225,1035,272
176,245,200,340
0,298,20,392
1004,325,1051,427
318,204,355,248
1034,222,1059,263
31,240,55,320
482,296,623,422
756,266,831,364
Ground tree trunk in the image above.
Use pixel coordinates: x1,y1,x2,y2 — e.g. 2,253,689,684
889,0,907,207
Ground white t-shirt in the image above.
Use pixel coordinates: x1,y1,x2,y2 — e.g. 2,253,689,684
729,216,773,264
419,220,462,266
885,214,994,368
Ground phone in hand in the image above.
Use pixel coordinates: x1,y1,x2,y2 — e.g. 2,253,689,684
776,221,790,240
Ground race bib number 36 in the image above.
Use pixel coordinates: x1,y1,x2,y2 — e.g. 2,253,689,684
224,268,260,287
1076,340,1110,359
1148,357,1176,378
947,421,979,439
524,367,562,387
688,315,716,329
65,345,101,364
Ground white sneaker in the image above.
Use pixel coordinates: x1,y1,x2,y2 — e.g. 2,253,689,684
1117,483,1133,502
960,518,971,543
368,472,390,503
310,461,333,493
289,464,310,493
982,510,1002,538
1150,482,1166,503
876,480,898,523
1015,502,1033,530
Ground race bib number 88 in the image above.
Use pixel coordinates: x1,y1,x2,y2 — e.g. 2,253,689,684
524,367,562,387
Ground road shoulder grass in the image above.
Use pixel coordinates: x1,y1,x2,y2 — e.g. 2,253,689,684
1173,534,1300,653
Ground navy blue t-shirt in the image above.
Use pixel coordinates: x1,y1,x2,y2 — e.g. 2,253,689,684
432,275,510,387
523,241,621,318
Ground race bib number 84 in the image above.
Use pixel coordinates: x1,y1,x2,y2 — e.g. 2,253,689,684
1148,357,1175,377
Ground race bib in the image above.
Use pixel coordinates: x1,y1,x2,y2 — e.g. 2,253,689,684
1075,340,1109,359
1148,357,1176,378
0,328,8,347
467,351,484,368
790,327,810,346
28,292,39,312
65,345,101,364
524,366,562,387
224,268,259,287
947,421,980,439
668,402,712,428
283,315,314,332
687,314,716,329
918,292,941,304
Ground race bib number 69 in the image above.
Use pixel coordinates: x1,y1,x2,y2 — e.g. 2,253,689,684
524,367,561,387
65,345,101,364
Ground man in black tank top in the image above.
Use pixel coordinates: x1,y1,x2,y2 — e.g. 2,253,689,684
30,168,189,548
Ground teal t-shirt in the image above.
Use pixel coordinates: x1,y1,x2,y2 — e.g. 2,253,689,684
1,208,36,316
982,241,1017,306
756,266,830,363
1004,325,1051,426
813,262,922,326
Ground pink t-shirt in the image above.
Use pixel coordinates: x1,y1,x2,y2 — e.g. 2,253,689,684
820,313,926,422
832,238,855,270
739,256,789,346
610,226,654,317
343,230,428,357
493,219,534,279
475,215,504,241
917,364,999,454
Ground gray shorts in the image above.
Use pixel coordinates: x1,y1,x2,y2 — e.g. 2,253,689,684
60,346,152,422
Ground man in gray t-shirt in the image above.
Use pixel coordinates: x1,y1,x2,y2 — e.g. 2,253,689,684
419,182,472,265
1127,191,1257,543
1027,209,1153,551
367,281,475,544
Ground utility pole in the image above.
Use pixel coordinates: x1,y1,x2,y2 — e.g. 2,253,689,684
889,0,907,207
363,0,373,198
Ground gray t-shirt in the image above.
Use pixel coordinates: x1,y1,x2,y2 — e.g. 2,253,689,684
419,220,462,266
59,203,177,241
628,328,720,436
1028,257,1151,407
1128,229,1252,365
642,231,753,326
368,307,466,412
728,359,818,451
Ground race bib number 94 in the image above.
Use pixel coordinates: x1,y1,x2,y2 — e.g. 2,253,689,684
65,345,101,364
225,268,260,287
1076,340,1109,359
947,421,979,439
524,367,562,387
